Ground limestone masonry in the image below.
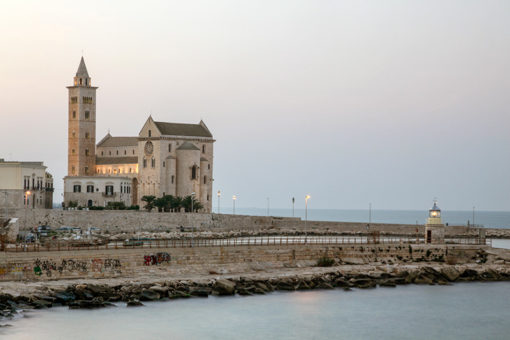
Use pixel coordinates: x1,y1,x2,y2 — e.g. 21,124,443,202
63,57,214,211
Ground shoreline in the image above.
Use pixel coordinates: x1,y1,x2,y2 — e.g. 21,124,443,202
1,262,509,321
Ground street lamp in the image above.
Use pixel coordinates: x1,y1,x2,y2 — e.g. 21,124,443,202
217,190,221,214
232,195,237,215
472,206,475,227
25,191,31,233
305,195,311,244
292,197,295,217
191,192,195,247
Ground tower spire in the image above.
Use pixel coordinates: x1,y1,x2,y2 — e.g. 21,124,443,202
76,56,89,77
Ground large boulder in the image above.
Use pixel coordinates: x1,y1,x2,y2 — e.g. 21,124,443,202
441,267,460,282
140,289,160,301
213,279,236,295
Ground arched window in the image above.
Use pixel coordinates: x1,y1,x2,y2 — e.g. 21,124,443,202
168,144,172,152
204,175,207,184
202,145,205,153
148,130,152,137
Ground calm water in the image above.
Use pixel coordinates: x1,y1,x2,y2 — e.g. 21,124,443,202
2,282,510,340
233,208,510,228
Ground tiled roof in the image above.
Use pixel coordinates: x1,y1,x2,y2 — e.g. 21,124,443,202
154,121,212,138
176,142,200,151
97,136,138,148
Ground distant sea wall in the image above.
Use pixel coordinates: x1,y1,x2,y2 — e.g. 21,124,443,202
11,209,510,238
0,243,485,282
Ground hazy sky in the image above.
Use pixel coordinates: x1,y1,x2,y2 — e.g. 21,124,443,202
1,0,509,211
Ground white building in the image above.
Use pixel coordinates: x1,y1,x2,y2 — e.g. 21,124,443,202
63,176,131,208
0,159,54,210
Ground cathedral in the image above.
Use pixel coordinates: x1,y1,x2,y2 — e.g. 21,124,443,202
63,57,215,212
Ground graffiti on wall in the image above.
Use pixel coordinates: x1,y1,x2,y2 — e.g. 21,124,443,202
144,252,171,266
32,257,122,277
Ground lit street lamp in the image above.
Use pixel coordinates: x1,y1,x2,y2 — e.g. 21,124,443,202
217,190,221,214
292,197,295,217
232,195,237,215
24,191,31,233
305,195,311,244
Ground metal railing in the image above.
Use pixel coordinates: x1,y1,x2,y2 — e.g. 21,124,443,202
2,236,492,253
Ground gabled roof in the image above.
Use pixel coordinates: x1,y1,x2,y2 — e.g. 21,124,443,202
76,57,89,77
154,121,212,138
97,135,138,148
176,142,200,151
96,157,138,165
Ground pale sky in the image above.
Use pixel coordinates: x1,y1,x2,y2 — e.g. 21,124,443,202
0,0,509,211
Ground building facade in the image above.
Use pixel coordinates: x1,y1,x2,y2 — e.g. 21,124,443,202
63,58,215,211
0,159,54,210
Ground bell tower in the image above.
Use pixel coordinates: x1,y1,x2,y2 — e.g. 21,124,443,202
67,57,97,176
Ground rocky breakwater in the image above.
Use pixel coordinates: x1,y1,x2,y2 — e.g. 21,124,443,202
0,263,509,321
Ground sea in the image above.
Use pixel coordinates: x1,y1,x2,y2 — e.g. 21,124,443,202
233,208,510,229
1,209,509,339
2,282,510,340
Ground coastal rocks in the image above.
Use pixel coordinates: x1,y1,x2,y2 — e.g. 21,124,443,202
69,297,106,309
127,299,143,307
212,279,236,295
140,289,160,301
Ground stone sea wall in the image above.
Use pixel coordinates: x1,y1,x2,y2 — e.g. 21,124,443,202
0,243,487,282
11,209,510,237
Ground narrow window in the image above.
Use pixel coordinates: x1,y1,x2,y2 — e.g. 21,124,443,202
208,164,210,170
84,166,89,174
163,161,165,167
168,144,172,152
151,158,155,168
72,111,76,119
204,175,207,184
72,149,75,154
73,185,81,193
143,159,147,168
85,79,88,86
87,185,94,193
85,149,89,156
85,111,90,120
101,151,104,156
132,149,135,155
116,150,119,155
202,145,205,153
148,130,152,137
207,194,210,201
171,175,174,184
124,150,127,155
191,165,197,180
85,132,90,139
80,78,82,85
109,151,111,155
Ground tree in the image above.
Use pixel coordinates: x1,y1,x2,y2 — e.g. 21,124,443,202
154,197,166,212
141,195,156,212
181,195,203,212
171,196,183,212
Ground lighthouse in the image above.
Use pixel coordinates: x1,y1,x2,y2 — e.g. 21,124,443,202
425,201,445,244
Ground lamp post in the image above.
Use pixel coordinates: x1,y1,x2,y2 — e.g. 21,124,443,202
472,206,475,227
191,192,195,247
25,191,31,232
217,190,221,214
232,195,236,215
369,202,372,224
292,197,295,217
305,195,310,244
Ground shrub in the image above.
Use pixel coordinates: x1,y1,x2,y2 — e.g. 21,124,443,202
317,257,335,267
